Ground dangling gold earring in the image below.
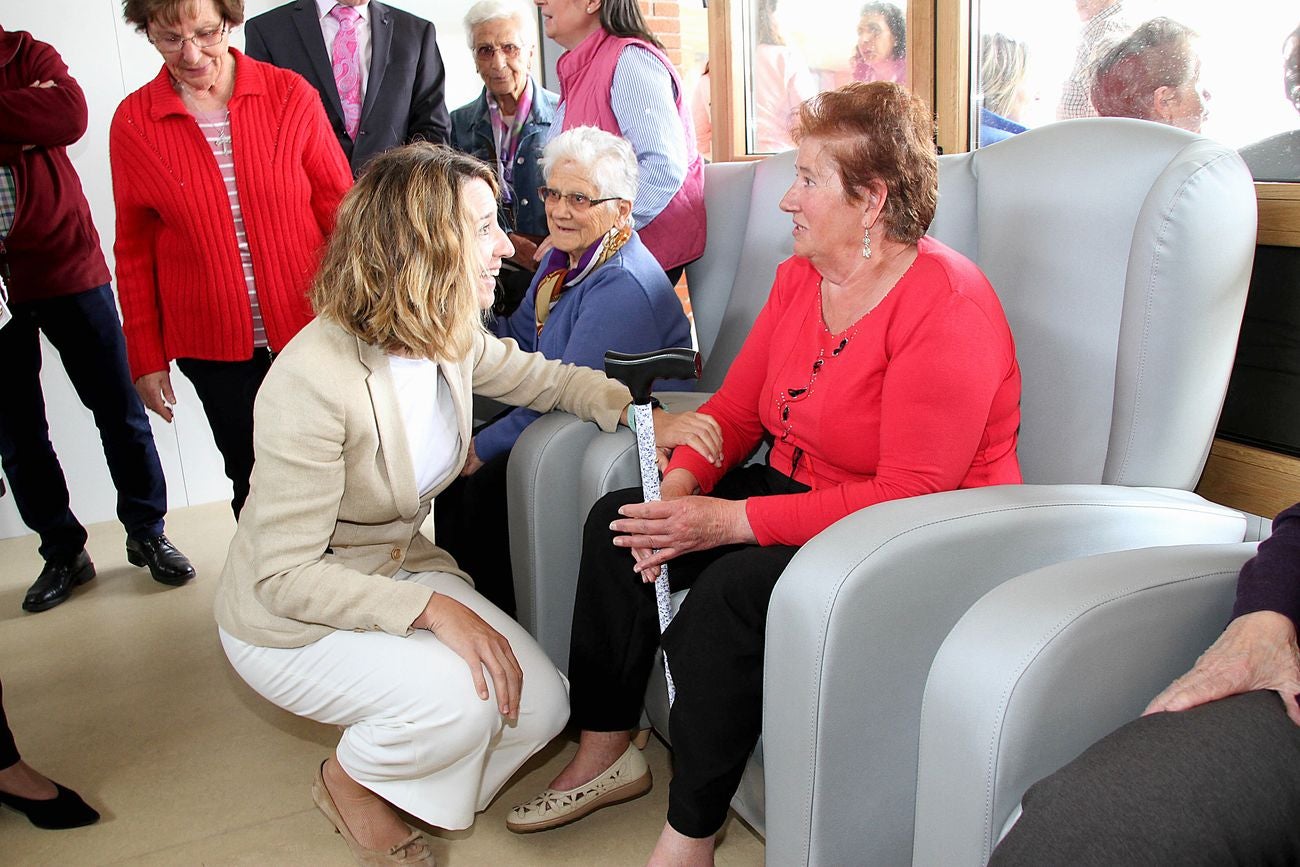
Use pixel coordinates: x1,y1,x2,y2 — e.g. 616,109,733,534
862,226,872,259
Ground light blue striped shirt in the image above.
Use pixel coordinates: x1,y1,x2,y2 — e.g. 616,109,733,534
550,45,687,229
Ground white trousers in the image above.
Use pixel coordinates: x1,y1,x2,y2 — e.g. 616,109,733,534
219,570,568,830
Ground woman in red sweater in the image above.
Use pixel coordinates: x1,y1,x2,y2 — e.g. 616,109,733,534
111,0,351,516
510,82,1023,864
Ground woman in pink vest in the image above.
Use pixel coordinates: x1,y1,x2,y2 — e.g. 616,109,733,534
534,0,706,283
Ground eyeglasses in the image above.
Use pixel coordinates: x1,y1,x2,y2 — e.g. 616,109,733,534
148,22,228,54
536,187,621,210
475,43,522,61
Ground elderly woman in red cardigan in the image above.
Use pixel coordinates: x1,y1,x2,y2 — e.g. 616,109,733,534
509,82,1023,865
110,0,351,517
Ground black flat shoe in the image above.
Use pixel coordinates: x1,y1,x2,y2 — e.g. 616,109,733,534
0,783,100,829
125,534,195,586
22,550,95,613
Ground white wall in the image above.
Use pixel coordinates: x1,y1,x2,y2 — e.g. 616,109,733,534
0,0,503,541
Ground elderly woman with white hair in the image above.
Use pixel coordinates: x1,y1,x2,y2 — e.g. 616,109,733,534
451,0,559,313
435,124,696,617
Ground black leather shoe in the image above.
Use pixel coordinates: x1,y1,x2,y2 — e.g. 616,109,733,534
22,551,95,613
0,783,100,829
125,534,195,586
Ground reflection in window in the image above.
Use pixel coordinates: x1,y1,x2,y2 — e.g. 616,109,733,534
1238,24,1300,181
1091,18,1208,132
728,0,910,155
978,33,1032,146
852,3,908,86
972,0,1299,181
740,0,819,153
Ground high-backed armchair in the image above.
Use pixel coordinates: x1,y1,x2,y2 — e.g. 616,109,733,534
506,118,1258,864
914,540,1265,866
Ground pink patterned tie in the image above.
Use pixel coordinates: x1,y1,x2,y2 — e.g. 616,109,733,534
329,4,362,139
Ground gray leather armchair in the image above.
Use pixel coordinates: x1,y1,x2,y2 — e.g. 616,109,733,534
506,118,1259,864
914,539,1266,866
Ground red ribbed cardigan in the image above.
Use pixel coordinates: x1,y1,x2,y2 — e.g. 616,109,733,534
110,50,352,380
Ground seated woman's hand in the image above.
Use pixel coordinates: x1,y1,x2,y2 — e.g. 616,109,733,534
413,593,523,719
613,488,756,582
651,408,723,471
1143,610,1300,725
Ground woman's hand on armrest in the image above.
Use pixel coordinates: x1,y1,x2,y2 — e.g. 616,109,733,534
649,408,723,471
411,593,522,719
1143,610,1300,725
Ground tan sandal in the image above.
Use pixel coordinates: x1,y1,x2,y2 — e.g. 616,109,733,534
311,761,435,865
506,743,652,833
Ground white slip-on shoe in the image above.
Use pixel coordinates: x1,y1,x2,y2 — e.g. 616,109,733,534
507,743,652,833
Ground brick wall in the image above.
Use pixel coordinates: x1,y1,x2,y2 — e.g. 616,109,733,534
642,0,685,71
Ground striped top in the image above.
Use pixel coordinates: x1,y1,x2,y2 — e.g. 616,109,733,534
195,109,267,348
550,45,686,228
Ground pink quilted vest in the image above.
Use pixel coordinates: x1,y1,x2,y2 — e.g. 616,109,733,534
556,29,706,270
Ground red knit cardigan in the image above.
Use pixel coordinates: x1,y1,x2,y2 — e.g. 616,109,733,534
110,50,352,380
668,237,1023,547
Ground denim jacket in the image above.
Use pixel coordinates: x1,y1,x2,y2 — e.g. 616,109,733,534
449,77,559,238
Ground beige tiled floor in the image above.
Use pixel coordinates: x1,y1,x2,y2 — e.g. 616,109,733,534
0,503,764,865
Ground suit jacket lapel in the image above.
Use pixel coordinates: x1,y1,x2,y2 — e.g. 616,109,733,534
358,338,420,520
361,0,391,128
292,0,345,122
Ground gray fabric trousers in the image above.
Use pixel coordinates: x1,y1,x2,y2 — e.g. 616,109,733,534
990,690,1300,866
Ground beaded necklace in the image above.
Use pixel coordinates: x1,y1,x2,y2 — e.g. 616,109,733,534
774,280,887,474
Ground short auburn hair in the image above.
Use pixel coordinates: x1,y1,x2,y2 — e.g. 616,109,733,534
794,81,938,244
122,0,245,33
311,144,499,362
1091,18,1198,121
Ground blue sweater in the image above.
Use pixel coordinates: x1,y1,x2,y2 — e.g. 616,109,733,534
478,232,693,461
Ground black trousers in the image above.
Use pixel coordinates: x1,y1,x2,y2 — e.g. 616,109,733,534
990,690,1300,866
433,451,516,617
0,675,18,770
176,349,273,519
0,285,167,560
568,463,806,838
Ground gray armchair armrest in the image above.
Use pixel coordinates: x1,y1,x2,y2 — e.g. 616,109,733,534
913,541,1258,867
507,391,712,670
759,485,1247,867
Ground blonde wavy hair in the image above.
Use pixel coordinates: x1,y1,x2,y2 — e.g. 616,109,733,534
312,144,499,361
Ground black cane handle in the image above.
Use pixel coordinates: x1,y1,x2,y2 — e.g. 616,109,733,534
604,347,701,404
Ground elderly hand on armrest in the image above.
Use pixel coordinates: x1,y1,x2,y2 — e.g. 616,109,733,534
1144,610,1300,725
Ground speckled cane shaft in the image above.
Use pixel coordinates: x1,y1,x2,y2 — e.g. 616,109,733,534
632,402,676,705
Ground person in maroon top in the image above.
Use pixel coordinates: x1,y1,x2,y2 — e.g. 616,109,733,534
509,82,1022,865
0,23,193,614
991,503,1300,864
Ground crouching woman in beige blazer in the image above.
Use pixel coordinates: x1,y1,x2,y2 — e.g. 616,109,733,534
214,144,720,866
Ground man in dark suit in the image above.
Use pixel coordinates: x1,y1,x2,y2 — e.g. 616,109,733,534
245,0,451,173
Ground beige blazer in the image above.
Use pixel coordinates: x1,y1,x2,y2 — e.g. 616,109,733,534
214,318,631,648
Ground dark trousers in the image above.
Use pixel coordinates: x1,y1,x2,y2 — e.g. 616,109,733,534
568,463,806,838
990,690,1300,866
433,451,516,617
176,350,273,519
0,285,166,561
0,675,19,770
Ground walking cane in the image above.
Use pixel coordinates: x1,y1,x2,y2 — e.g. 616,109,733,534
604,347,702,705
